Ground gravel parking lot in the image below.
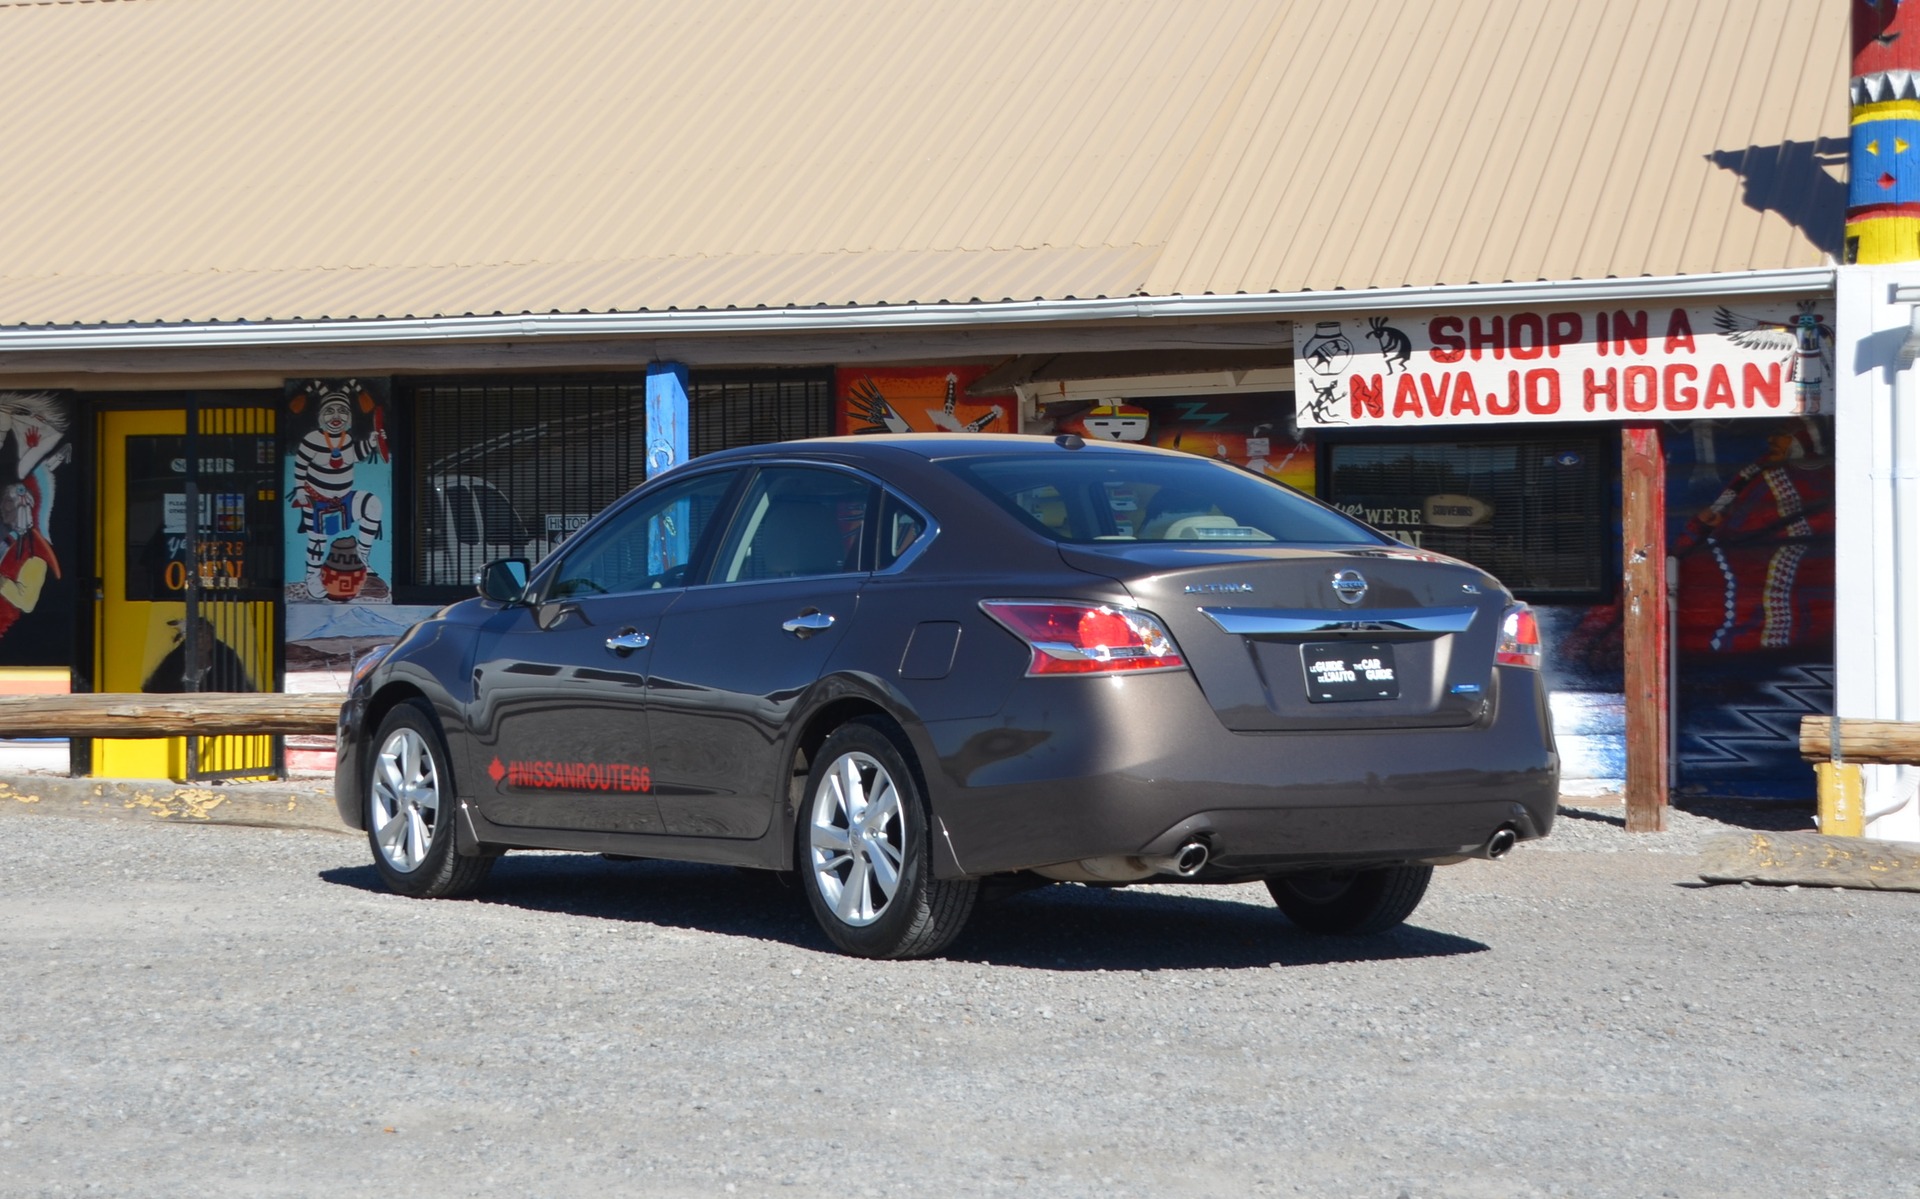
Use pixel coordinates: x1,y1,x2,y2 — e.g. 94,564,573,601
2,800,1915,1199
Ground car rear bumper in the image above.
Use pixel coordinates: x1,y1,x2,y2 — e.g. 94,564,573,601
916,664,1558,879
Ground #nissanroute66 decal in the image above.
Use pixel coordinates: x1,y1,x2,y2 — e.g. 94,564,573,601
489,757,652,792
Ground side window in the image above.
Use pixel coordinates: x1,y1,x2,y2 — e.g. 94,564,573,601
716,468,872,584
876,490,928,570
548,470,737,598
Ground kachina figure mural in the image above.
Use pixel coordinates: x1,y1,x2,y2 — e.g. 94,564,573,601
285,379,391,603
0,392,71,644
1713,301,1836,412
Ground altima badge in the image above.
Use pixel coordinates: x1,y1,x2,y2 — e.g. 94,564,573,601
1331,569,1368,605
1183,582,1254,594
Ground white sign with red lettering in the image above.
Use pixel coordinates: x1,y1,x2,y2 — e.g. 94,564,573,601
1292,301,1834,428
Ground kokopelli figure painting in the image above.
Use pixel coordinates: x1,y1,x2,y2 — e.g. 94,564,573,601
288,379,390,601
1366,318,1414,375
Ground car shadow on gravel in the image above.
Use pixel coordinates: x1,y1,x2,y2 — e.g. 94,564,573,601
322,854,1488,970
952,882,1489,970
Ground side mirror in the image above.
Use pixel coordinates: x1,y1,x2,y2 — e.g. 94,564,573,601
476,558,531,603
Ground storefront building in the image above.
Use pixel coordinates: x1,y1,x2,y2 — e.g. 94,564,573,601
0,0,1846,803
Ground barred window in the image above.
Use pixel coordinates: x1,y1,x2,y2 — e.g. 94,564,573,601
408,381,648,589
691,372,833,458
403,371,833,592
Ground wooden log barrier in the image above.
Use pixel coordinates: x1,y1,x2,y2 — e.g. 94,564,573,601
1699,830,1920,893
1798,716,1920,766
0,693,342,738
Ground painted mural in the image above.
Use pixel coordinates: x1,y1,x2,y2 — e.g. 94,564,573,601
0,391,75,667
1540,417,1833,800
837,366,1009,435
1038,395,1315,492
284,379,421,671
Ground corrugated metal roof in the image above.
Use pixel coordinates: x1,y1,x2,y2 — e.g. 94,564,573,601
0,0,1846,328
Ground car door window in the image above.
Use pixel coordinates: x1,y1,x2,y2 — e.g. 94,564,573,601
716,468,873,584
547,470,737,598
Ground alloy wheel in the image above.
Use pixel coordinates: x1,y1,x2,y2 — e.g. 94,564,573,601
370,726,441,873
807,750,905,927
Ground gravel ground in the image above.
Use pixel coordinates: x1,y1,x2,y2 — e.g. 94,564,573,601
1,801,1913,1199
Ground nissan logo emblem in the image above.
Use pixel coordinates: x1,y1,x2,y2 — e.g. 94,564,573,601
1331,569,1368,605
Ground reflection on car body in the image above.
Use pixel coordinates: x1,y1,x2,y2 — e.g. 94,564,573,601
336,435,1557,959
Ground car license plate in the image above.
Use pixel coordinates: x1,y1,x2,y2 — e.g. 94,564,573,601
1301,642,1399,703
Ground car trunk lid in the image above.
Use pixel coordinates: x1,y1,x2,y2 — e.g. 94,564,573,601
1060,543,1506,731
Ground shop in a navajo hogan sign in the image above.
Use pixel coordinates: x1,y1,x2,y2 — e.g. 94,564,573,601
1292,301,1834,428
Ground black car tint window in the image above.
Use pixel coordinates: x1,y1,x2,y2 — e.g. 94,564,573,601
946,455,1384,545
549,470,737,597
718,468,872,583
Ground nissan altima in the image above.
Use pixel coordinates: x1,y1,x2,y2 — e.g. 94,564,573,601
336,434,1558,958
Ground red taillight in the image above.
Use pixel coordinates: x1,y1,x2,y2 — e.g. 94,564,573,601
980,600,1186,676
1495,603,1542,668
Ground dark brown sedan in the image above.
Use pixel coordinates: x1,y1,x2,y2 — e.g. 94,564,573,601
336,434,1557,958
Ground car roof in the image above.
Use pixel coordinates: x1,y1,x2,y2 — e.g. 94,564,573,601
696,432,1203,465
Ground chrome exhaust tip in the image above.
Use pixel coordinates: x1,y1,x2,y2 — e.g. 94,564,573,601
1134,839,1212,878
1172,839,1210,877
1484,827,1518,860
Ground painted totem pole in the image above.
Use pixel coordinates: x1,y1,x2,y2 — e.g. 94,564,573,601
1848,0,1920,264
1829,2,1920,841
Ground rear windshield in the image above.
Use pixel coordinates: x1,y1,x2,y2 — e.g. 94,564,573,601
944,453,1387,546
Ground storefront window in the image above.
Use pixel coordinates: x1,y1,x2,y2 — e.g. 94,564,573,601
403,372,832,592
1323,436,1607,598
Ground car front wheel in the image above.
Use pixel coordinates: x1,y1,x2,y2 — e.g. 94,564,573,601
1265,864,1432,935
798,718,976,959
366,700,494,899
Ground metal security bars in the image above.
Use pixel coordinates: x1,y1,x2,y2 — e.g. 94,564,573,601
405,372,833,591
408,381,650,588
180,403,282,779
690,372,833,458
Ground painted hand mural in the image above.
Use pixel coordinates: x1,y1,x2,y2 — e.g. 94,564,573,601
838,368,1005,435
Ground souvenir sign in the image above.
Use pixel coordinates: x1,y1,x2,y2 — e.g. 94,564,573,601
1294,301,1834,428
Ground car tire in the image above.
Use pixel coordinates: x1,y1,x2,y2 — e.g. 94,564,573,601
1265,864,1432,935
366,700,493,899
797,718,976,959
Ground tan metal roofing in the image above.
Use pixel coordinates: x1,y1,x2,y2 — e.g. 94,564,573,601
0,0,1846,328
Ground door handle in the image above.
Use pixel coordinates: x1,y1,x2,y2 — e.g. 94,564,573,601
781,610,836,637
605,629,651,654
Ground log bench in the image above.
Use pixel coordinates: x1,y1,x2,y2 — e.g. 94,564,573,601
1798,715,1920,766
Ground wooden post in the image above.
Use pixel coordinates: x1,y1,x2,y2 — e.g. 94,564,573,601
1621,424,1669,832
